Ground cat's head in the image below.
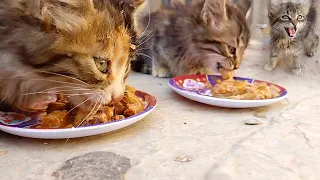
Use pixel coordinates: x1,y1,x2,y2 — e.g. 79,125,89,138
1,0,143,108
195,0,250,72
268,0,311,39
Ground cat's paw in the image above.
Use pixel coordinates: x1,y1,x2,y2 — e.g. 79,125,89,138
264,64,274,72
152,67,170,78
291,68,302,75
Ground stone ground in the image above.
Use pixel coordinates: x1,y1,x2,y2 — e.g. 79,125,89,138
1,39,320,180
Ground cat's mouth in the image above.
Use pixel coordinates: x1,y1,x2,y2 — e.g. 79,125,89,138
285,27,296,38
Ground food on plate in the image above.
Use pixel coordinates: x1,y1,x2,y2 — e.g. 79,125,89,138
34,86,145,129
219,68,234,80
209,79,281,100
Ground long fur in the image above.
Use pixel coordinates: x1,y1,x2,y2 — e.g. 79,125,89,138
132,0,251,78
0,0,142,111
265,0,319,75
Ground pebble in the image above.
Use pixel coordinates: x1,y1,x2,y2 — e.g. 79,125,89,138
245,119,262,125
174,156,192,163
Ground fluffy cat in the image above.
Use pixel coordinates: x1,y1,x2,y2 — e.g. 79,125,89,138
0,0,142,112
264,0,319,75
132,0,251,78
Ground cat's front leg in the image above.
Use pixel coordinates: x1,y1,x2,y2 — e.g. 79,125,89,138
264,50,279,72
151,61,171,78
291,55,302,75
304,30,319,57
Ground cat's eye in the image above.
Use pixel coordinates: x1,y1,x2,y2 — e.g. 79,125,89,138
282,15,290,20
297,15,304,20
94,57,111,74
229,47,236,54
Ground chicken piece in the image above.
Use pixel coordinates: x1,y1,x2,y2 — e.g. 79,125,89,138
219,68,234,80
112,115,125,121
80,113,110,127
103,106,115,120
123,109,136,117
125,85,136,93
114,101,126,115
38,110,70,129
47,102,69,114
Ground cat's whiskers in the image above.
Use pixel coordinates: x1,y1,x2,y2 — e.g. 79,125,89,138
21,92,94,96
137,47,151,51
34,86,88,93
137,29,156,47
206,53,225,57
64,97,96,146
62,93,96,97
21,87,92,95
137,28,155,44
35,70,92,87
61,96,95,120
137,2,152,40
76,95,103,128
137,53,159,67
20,78,89,88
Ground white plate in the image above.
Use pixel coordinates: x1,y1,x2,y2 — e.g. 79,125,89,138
169,75,288,108
0,90,157,139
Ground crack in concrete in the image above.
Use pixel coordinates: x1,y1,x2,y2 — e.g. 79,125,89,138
295,124,313,148
204,93,319,179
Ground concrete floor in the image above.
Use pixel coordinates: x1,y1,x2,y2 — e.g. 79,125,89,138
1,38,320,180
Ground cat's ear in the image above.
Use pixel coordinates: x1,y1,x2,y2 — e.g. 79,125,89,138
268,0,280,17
201,0,228,33
299,0,311,14
132,0,144,7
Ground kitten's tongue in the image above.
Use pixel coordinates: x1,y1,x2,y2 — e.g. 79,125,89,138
288,28,296,36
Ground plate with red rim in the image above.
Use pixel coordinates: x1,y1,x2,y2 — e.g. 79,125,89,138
0,90,157,139
169,75,288,108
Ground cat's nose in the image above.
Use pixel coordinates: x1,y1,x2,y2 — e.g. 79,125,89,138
111,94,124,103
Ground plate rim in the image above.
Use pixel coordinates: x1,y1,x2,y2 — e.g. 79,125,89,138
168,74,288,103
0,90,157,132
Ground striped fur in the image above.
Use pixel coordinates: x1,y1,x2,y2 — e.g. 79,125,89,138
265,0,319,75
0,0,142,110
132,0,250,77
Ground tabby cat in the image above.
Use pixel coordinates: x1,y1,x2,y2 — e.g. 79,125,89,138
0,0,142,111
265,0,319,75
132,0,251,78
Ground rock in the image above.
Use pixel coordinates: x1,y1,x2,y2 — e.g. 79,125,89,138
245,119,262,125
53,151,131,180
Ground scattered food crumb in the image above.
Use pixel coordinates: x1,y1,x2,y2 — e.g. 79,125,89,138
184,122,187,125
43,142,48,145
0,150,8,157
174,156,192,163
245,119,262,125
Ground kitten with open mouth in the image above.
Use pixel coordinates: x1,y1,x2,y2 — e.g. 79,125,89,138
285,27,297,38
265,0,319,75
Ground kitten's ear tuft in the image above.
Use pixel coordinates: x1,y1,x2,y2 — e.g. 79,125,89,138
201,0,228,33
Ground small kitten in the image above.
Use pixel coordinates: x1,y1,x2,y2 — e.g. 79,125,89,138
132,0,251,78
0,0,142,111
265,0,319,75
